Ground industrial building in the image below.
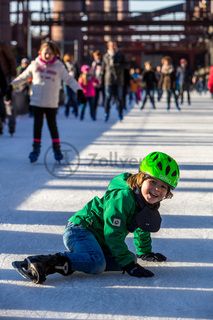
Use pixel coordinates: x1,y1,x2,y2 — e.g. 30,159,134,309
0,0,213,67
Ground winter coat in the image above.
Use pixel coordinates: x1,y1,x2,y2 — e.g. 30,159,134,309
142,70,157,90
11,57,81,108
68,173,161,268
159,65,176,90
176,66,192,90
130,74,140,93
0,42,16,79
102,50,125,86
0,65,7,96
208,66,213,94
78,75,99,97
91,59,104,87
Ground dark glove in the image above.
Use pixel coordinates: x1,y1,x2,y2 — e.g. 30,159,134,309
4,84,13,101
137,252,167,262
77,89,87,104
123,262,154,278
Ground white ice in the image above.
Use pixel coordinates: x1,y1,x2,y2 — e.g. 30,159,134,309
0,93,213,319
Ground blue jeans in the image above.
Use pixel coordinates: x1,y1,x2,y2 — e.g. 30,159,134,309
64,85,78,117
63,222,123,274
80,97,95,120
104,85,123,116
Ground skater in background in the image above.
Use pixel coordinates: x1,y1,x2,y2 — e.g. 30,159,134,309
159,56,180,111
91,50,105,112
12,151,180,284
102,41,126,121
155,65,163,101
0,41,17,82
17,58,30,75
0,41,17,136
78,64,99,121
16,58,32,117
63,53,79,118
140,61,157,110
11,41,86,163
129,67,142,106
176,58,192,105
0,66,16,136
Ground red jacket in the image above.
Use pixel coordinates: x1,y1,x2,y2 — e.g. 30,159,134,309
208,66,213,93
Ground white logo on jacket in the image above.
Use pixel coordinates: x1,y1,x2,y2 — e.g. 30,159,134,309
112,218,121,227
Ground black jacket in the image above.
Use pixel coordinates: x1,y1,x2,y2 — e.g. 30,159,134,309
142,70,157,90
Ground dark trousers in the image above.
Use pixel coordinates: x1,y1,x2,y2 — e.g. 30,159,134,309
0,95,6,122
0,95,16,135
179,87,191,105
141,89,156,109
80,97,96,120
104,85,123,116
94,86,105,111
64,85,78,117
32,106,59,142
165,89,179,109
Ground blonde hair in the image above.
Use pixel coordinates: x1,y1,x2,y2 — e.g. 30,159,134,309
162,56,172,64
79,73,88,86
39,41,61,58
127,172,173,199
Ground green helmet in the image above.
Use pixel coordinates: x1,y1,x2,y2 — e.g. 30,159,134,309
139,151,180,189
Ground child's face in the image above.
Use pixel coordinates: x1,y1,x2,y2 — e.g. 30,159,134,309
145,63,151,70
141,178,169,204
40,47,55,62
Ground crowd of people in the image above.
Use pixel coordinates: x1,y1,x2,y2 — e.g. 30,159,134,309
0,40,213,162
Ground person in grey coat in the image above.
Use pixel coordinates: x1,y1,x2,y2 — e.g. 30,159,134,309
102,41,125,121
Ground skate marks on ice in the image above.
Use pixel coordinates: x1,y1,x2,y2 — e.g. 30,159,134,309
1,94,213,319
1,270,213,319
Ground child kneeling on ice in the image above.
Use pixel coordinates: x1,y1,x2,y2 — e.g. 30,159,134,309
13,151,180,284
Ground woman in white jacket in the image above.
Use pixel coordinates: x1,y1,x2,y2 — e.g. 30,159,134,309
12,41,85,162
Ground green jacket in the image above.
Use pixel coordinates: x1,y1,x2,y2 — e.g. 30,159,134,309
69,173,153,268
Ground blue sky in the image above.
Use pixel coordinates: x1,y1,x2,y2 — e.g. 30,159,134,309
130,0,184,11
13,1,185,12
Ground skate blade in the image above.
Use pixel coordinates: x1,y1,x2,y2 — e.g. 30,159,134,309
12,260,38,283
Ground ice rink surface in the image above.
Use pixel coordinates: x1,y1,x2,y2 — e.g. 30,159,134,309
0,93,213,319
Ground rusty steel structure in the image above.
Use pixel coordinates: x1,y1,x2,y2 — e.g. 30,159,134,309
2,0,213,66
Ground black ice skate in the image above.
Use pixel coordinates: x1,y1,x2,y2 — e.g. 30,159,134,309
8,116,16,136
53,143,63,162
12,259,41,283
12,253,72,284
29,142,41,163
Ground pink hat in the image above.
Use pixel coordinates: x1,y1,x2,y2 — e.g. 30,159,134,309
81,64,90,73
